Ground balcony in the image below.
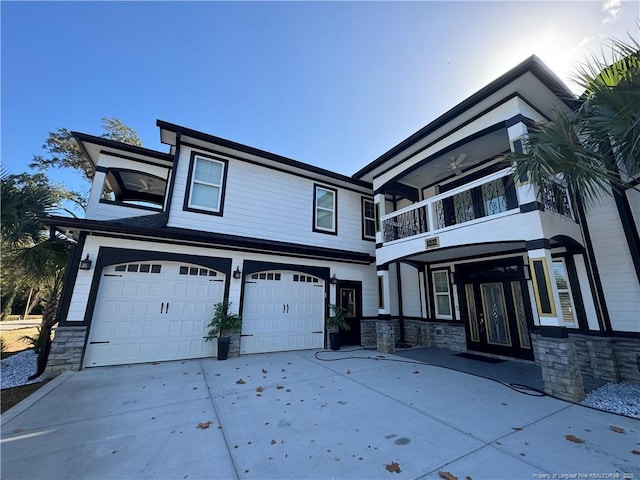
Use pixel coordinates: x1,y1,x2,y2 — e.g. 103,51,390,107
381,168,573,244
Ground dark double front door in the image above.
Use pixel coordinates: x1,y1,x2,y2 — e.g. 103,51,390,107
457,261,534,360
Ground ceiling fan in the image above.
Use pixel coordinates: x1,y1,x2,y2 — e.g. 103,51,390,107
448,153,467,176
139,178,154,192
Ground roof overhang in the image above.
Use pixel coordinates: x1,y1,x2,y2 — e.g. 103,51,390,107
42,215,375,265
157,120,373,194
72,132,174,170
353,55,579,183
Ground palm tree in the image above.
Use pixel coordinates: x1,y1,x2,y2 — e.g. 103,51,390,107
507,35,640,209
1,172,74,377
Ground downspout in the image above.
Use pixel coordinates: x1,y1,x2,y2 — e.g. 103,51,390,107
162,131,181,227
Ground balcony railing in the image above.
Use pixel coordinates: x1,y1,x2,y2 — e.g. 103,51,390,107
382,168,521,243
541,179,573,219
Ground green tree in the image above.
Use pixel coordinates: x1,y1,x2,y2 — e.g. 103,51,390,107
30,116,142,182
507,35,640,209
1,172,74,377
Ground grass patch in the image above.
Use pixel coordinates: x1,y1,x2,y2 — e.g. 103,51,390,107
1,327,40,358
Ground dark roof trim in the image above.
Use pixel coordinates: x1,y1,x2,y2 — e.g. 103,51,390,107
156,119,372,190
42,215,375,265
72,131,174,163
353,55,577,179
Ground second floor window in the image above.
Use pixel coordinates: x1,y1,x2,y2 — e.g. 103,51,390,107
362,198,376,240
314,184,337,234
187,153,227,215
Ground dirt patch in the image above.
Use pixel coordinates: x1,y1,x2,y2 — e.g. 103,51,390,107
1,379,52,413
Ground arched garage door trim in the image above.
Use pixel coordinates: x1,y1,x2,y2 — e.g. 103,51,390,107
241,260,329,280
82,247,232,326
240,260,330,354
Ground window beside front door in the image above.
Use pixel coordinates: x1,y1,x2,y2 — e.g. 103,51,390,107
186,152,227,215
552,260,577,327
432,270,452,320
313,184,337,234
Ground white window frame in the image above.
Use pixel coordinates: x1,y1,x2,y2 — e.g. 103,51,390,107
362,197,376,240
314,184,337,234
432,270,452,320
188,154,226,213
552,259,578,328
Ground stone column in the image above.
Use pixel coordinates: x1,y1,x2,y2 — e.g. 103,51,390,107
532,328,585,402
45,326,88,378
376,320,395,354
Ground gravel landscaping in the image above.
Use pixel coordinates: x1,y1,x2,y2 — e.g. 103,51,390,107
1,350,44,390
1,351,638,419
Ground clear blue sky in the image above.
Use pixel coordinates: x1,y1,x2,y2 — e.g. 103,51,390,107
1,1,638,199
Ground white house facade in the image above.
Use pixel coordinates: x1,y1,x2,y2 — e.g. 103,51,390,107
45,122,377,369
45,56,639,401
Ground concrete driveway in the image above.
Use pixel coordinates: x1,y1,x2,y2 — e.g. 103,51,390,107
2,349,639,479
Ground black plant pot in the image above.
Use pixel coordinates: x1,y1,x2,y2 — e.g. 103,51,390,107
329,332,341,351
217,337,231,360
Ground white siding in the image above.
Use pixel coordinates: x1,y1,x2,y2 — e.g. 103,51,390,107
168,146,373,254
586,195,640,332
400,263,422,317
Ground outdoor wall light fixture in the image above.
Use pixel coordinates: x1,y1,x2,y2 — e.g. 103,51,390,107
79,254,92,270
330,274,338,284
233,266,242,279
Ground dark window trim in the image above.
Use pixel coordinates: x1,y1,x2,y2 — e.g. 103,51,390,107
361,196,376,241
377,275,385,309
313,184,338,235
183,151,229,217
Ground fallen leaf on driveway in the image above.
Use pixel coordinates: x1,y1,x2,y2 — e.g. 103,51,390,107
236,378,246,384
276,385,284,389
346,369,351,374
564,434,584,444
512,427,522,431
609,425,625,434
631,449,640,455
385,462,401,473
438,472,457,480
11,428,23,434
413,370,419,374
256,386,264,392
262,369,268,374
271,439,277,445
196,421,213,429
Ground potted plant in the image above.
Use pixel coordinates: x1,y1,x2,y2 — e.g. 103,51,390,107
327,303,351,351
205,300,242,360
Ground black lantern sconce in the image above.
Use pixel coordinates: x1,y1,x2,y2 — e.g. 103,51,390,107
79,254,92,270
233,266,242,279
330,274,338,285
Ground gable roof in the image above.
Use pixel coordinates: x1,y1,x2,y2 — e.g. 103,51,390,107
157,119,372,191
352,55,577,180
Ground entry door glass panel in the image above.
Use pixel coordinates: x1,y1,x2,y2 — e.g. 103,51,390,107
480,282,511,346
340,288,356,317
510,281,531,349
465,284,480,342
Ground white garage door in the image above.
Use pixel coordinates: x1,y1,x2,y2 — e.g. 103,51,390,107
241,271,325,354
85,261,225,367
